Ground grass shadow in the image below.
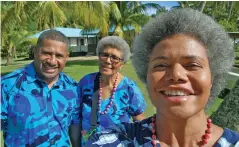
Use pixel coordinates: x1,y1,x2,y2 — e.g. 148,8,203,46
66,59,98,67
1,72,11,77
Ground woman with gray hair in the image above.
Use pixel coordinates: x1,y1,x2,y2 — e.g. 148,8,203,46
76,36,146,146
85,8,239,147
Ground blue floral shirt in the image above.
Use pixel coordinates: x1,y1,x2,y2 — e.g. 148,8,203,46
77,72,146,145
85,116,239,147
1,62,80,147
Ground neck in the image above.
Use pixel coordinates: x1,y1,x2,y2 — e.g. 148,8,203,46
101,73,119,87
156,110,209,147
44,77,59,89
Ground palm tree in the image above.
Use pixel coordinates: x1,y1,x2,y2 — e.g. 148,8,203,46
1,1,31,65
33,1,67,30
71,1,110,36
108,1,161,38
199,1,207,12
172,1,199,9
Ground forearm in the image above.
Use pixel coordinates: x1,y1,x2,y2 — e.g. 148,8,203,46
133,113,145,121
69,124,81,147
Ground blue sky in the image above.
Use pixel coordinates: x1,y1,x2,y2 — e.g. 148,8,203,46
142,1,179,15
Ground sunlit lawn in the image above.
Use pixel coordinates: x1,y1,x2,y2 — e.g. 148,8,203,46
0,57,236,146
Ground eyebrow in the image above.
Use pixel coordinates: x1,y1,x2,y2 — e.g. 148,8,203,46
151,55,206,62
102,52,121,58
182,55,206,61
151,56,169,62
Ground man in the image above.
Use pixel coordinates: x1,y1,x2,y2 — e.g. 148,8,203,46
1,30,80,147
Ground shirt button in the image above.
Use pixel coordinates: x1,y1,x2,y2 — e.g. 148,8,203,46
50,140,54,145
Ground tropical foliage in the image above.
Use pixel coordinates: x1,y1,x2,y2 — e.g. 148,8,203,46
1,1,239,66
1,1,160,65
172,1,239,32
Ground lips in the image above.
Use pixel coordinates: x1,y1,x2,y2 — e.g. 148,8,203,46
43,64,57,73
101,65,112,70
158,88,194,103
162,90,190,96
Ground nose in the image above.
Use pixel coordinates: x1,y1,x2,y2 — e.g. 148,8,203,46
105,55,112,64
166,64,188,83
46,55,57,66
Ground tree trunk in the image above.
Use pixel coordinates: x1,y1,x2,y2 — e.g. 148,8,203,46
113,24,123,37
211,79,239,132
212,2,218,18
13,46,17,59
227,1,233,22
5,51,12,66
199,1,207,12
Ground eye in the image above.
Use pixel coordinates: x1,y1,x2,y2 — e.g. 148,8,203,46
42,51,51,55
185,63,202,70
56,54,64,58
153,63,169,70
111,55,120,60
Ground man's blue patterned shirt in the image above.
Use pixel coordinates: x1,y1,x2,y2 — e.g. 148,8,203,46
1,62,80,147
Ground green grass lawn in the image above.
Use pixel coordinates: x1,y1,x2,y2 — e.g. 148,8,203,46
0,58,235,146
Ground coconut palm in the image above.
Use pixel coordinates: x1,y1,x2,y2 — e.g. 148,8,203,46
33,1,67,30
108,1,162,38
1,1,33,65
199,1,207,12
69,1,110,36
172,1,199,9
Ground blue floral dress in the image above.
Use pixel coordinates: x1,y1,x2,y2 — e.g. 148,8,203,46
77,72,146,145
85,116,239,147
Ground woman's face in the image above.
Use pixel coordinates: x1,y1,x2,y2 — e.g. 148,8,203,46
147,34,212,119
98,47,124,76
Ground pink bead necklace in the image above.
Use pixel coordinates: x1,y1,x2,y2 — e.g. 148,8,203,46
98,73,119,115
151,114,212,147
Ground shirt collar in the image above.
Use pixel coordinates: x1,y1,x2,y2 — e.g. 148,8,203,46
25,62,65,87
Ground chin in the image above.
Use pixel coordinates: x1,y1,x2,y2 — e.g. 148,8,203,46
158,106,199,120
43,73,58,80
100,71,114,76
173,107,203,119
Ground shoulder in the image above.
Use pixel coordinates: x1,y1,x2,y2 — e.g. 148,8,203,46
60,72,77,87
78,72,98,85
122,76,137,86
216,128,239,146
121,76,140,91
2,67,25,81
1,67,26,92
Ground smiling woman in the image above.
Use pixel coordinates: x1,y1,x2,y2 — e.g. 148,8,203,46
84,8,239,147
147,34,212,119
70,36,147,147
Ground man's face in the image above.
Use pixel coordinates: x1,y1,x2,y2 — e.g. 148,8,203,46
34,39,69,83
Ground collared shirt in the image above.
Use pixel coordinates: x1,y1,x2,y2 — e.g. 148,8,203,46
1,62,80,147
85,116,239,147
78,72,146,145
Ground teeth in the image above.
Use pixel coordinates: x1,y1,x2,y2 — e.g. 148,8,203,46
163,90,189,96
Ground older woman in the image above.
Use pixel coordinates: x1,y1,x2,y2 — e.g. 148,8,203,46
84,8,239,147
76,36,146,146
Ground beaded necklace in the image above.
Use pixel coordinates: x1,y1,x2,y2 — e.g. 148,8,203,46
151,114,212,147
98,73,119,115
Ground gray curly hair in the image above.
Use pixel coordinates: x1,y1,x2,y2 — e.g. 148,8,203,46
96,36,131,62
132,8,235,106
